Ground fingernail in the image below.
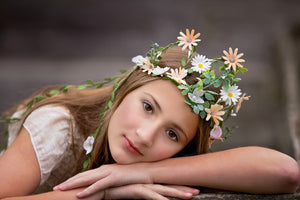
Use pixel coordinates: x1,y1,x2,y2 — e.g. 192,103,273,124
53,186,59,191
193,189,200,194
76,192,84,198
185,192,193,197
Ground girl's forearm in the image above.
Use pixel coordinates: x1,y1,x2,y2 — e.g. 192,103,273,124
144,146,300,194
2,188,85,200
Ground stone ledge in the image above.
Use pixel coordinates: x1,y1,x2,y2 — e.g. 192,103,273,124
172,192,300,200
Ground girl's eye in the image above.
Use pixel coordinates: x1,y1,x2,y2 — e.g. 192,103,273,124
143,101,153,113
166,129,178,142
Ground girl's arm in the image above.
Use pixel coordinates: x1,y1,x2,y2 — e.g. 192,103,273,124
0,128,41,198
56,146,300,197
149,146,300,193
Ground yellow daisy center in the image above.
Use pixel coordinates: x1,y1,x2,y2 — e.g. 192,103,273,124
89,143,92,146
228,92,234,97
198,63,203,68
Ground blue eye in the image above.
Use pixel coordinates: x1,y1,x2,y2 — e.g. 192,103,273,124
166,129,178,141
143,101,153,113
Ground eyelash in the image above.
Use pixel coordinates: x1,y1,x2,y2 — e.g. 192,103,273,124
142,101,179,142
166,129,179,142
143,101,153,113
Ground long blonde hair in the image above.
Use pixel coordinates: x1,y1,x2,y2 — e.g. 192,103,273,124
8,46,211,172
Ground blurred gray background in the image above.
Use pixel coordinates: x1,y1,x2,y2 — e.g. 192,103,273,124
1,0,300,156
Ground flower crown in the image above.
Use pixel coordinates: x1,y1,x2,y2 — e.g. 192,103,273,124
82,29,250,170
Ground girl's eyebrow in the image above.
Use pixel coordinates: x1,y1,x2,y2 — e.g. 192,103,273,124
143,92,162,112
143,92,188,142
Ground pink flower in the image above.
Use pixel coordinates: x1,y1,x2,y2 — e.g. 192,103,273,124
205,104,225,125
177,29,201,51
222,47,245,72
210,125,223,139
166,67,188,85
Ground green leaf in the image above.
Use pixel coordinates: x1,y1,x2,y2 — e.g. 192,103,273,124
197,104,204,111
110,92,115,101
119,69,127,74
227,74,234,79
181,90,188,96
193,106,200,114
96,82,105,88
203,72,211,79
233,78,241,83
87,79,95,86
49,90,60,95
239,67,248,74
34,96,46,102
178,85,189,90
219,66,225,71
223,80,230,90
108,101,113,108
212,61,218,68
203,78,210,85
83,157,90,171
62,85,75,93
213,79,222,88
78,85,89,90
204,101,210,108
206,90,218,95
181,58,186,66
205,93,215,101
104,77,112,81
200,111,206,119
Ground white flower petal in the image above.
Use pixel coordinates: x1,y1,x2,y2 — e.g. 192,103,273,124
83,136,95,155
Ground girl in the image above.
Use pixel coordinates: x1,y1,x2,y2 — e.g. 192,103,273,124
0,29,299,200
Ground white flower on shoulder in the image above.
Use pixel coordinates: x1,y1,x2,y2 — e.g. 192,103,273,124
83,136,94,155
220,84,242,106
188,88,204,104
152,66,170,76
166,67,187,85
191,55,213,73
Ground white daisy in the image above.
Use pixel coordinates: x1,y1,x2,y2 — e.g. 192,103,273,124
220,84,242,105
152,66,170,76
191,55,212,73
188,88,204,104
83,136,95,155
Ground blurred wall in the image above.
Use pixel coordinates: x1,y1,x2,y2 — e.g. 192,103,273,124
1,0,300,155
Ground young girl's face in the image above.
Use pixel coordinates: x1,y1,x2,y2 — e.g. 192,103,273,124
108,80,199,164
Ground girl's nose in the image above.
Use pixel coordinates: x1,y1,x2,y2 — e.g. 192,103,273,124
136,123,159,147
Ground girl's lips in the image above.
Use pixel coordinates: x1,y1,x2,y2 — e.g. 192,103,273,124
124,136,143,156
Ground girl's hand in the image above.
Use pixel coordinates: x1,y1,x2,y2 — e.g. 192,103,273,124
54,163,153,197
82,184,199,200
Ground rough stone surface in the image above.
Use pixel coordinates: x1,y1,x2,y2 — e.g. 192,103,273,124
171,192,300,200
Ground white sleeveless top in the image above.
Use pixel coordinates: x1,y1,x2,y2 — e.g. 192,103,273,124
6,105,85,193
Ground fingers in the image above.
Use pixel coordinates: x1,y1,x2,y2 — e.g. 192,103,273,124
164,185,200,196
105,184,199,200
76,175,118,198
143,184,199,200
53,169,108,191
